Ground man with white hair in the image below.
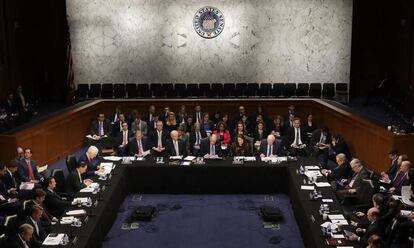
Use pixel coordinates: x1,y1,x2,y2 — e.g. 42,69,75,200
335,158,369,201
166,130,187,157
201,134,222,158
259,134,283,157
9,223,34,248
78,145,103,177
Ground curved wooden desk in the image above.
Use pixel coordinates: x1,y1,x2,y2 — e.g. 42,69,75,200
0,99,412,172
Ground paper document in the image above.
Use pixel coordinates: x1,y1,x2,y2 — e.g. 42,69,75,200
80,182,99,193
304,166,320,170
72,197,89,204
331,219,349,225
103,156,123,161
43,234,65,245
244,157,256,161
301,185,315,190
184,156,196,161
99,162,114,174
304,171,322,178
169,156,183,160
322,199,334,203
20,182,35,190
65,209,86,216
328,214,345,220
315,182,331,187
181,161,191,166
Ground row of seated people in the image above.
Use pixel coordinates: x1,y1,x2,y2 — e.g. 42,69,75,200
89,104,351,167
0,85,37,133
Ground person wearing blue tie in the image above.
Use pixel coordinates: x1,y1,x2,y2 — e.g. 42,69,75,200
201,134,222,158
259,135,283,157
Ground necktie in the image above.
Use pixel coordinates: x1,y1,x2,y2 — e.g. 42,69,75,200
295,128,300,145
196,132,200,145
138,141,142,155
393,171,405,187
210,145,215,155
319,133,324,143
99,121,104,135
123,131,127,145
26,160,35,181
174,140,179,156
32,219,39,236
150,114,153,122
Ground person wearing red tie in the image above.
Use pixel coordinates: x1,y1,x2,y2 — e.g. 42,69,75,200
116,122,133,155
129,130,149,156
388,160,411,195
18,148,43,183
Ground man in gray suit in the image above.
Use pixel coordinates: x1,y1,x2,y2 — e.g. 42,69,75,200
335,158,369,201
131,115,148,137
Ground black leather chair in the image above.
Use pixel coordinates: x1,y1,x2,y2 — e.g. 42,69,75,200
163,84,174,97
151,83,164,97
51,169,66,195
66,155,77,173
282,83,296,97
3,215,19,239
222,84,236,97
75,84,89,100
187,84,201,97
271,83,283,97
126,84,138,98
309,83,322,97
258,83,271,97
174,84,187,97
101,84,114,98
335,83,348,103
295,83,309,97
322,83,335,98
89,84,102,98
113,84,126,98
137,84,151,97
199,83,210,97
247,83,259,97
235,83,248,97
206,83,220,97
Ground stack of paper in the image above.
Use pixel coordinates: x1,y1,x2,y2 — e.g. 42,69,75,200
80,182,99,193
65,209,86,216
99,162,114,174
244,157,256,162
60,216,75,224
20,182,35,190
301,185,315,190
184,156,196,161
72,197,89,204
315,182,331,187
304,165,320,170
103,156,123,161
169,156,183,160
43,233,65,245
304,171,322,178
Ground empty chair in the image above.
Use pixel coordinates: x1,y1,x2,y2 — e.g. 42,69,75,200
75,84,89,100
151,83,164,97
126,84,138,98
137,84,151,97
89,84,101,98
258,83,271,97
51,169,66,194
295,83,309,97
335,83,348,103
163,83,174,97
199,83,210,97
101,84,114,98
222,84,236,97
322,83,335,98
208,83,222,97
113,84,126,98
247,83,259,97
309,83,322,98
187,84,201,97
270,83,283,97
234,83,247,97
282,83,296,97
174,84,187,97
66,155,77,173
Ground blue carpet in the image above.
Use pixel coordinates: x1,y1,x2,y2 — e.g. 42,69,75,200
103,194,304,248
49,147,88,177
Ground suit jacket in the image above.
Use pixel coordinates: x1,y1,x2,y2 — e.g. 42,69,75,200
192,112,203,124
148,129,169,148
200,139,223,157
360,220,381,247
252,129,268,142
116,130,134,146
111,120,125,136
332,140,351,161
44,188,71,217
189,130,207,146
8,234,30,248
287,127,309,145
131,120,148,137
390,171,409,195
348,167,369,190
386,158,399,180
65,169,86,197
1,170,20,191
166,139,188,157
18,159,43,182
23,216,47,248
258,139,283,156
327,162,352,183
310,129,331,146
128,138,149,156
90,119,112,136
77,153,99,178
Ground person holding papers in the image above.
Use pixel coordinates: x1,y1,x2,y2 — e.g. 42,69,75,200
18,148,44,183
65,162,93,197
201,134,222,158
335,158,369,201
259,135,283,157
78,145,104,178
166,130,187,157
149,121,169,157
129,130,149,156
287,118,309,156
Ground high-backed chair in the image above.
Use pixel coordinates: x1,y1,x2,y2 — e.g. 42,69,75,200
126,84,138,98
309,83,322,98
296,83,309,97
322,83,335,99
75,84,89,100
174,84,187,97
151,83,164,97
282,83,296,97
101,84,114,98
258,83,271,97
51,169,66,195
335,83,348,103
271,83,283,97
89,84,102,98
137,84,151,97
66,155,77,173
247,83,259,97
113,84,126,98
235,83,248,97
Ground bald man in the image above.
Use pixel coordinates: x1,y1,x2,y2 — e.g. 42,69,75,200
259,135,283,157
166,130,187,157
349,207,381,246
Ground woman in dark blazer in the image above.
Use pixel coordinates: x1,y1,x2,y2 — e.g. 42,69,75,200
252,121,268,142
232,134,252,156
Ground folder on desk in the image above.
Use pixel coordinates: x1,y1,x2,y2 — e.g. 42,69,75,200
43,233,65,245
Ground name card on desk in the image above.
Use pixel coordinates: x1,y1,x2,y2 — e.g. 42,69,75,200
315,182,331,187
301,185,315,190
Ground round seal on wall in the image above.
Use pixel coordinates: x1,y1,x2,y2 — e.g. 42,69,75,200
193,6,225,39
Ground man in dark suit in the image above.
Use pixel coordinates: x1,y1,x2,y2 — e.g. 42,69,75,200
18,148,43,183
149,121,169,156
380,148,399,183
9,224,34,248
128,130,149,156
1,160,21,197
0,163,21,215
147,114,159,133
287,118,309,156
90,113,112,137
111,113,128,137
192,104,203,124
189,122,207,156
23,205,47,248
65,162,93,197
44,177,71,218
335,158,369,201
310,127,332,166
116,122,133,155
142,105,156,123
387,161,411,195
322,153,352,183
200,134,223,158
77,145,102,178
109,105,122,124
258,134,283,157
159,106,170,124
166,130,187,157
349,207,381,247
